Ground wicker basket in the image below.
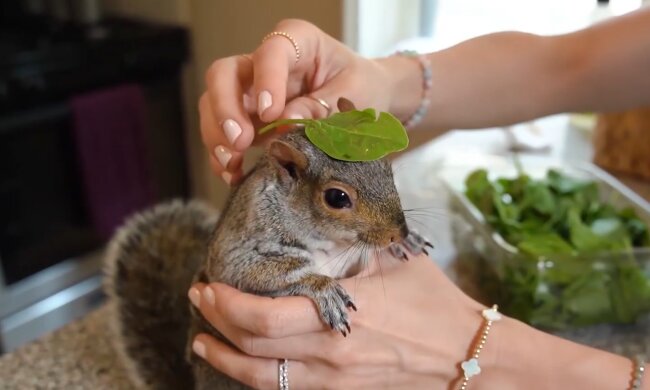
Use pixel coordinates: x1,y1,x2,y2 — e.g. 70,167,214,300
593,107,650,181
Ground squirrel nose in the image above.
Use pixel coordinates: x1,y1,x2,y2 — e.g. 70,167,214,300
390,225,409,243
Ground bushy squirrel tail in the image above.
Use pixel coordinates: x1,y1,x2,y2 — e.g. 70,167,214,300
103,200,218,389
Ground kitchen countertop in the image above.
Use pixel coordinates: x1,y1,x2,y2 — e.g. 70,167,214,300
1,114,648,388
0,304,134,389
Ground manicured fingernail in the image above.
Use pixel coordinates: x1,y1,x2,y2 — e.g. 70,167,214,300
258,90,272,115
214,145,232,168
203,286,216,306
192,339,206,359
223,119,242,145
188,287,201,308
221,171,232,186
289,113,303,120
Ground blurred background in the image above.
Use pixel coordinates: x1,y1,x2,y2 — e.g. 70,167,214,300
0,0,646,353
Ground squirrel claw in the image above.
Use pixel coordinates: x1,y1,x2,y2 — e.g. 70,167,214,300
341,330,347,337
347,301,357,311
422,248,429,256
344,321,351,334
401,253,409,262
425,241,434,249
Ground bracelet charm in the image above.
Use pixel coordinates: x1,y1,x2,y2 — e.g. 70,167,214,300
457,305,501,390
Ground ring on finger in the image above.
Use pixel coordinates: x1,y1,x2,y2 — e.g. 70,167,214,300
306,95,332,115
279,359,289,390
262,31,301,64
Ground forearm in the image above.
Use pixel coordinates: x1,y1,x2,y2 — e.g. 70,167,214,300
482,316,647,390
381,8,650,131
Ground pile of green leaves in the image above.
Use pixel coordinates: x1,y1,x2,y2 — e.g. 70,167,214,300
465,168,650,329
258,108,408,162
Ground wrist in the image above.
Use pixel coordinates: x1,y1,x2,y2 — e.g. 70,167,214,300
375,55,424,123
479,316,634,390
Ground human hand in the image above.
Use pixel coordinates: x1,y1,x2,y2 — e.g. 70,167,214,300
187,255,492,389
199,19,406,185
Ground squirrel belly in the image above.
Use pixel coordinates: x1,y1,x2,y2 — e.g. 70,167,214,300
104,200,219,390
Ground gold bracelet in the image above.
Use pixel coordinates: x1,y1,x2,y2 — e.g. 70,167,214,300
457,304,502,390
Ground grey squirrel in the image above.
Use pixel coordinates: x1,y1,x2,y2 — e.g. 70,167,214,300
105,98,431,389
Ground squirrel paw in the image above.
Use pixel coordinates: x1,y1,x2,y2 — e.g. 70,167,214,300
310,280,356,337
389,229,433,260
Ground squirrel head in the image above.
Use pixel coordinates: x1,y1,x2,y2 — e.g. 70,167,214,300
264,99,408,249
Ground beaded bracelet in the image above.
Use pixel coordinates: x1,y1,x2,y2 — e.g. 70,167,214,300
630,355,646,390
456,304,502,390
394,50,432,129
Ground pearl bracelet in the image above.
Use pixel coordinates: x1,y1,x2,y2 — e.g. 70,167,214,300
394,50,432,129
630,355,646,390
456,305,502,390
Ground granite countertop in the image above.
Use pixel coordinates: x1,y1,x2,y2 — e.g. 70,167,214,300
1,114,649,388
0,304,134,389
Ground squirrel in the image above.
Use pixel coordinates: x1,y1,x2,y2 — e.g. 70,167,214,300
104,98,431,389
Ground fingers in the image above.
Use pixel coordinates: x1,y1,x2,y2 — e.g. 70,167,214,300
200,283,328,337
281,96,331,120
208,155,244,186
200,93,246,183
281,73,366,120
192,333,313,390
190,283,345,361
252,19,321,122
252,40,291,123
188,255,412,342
202,55,256,155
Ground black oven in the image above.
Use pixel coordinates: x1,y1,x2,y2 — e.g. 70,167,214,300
0,104,102,285
0,3,190,352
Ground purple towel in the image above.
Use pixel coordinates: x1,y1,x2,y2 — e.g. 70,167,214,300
70,84,156,240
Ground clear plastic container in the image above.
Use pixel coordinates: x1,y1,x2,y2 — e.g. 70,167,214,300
440,157,650,336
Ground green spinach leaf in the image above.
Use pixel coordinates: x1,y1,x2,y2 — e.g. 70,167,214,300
257,109,408,161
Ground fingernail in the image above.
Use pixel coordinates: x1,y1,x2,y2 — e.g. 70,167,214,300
223,119,242,146
192,339,206,359
188,287,201,308
203,286,216,306
258,90,272,115
214,145,232,168
221,171,232,186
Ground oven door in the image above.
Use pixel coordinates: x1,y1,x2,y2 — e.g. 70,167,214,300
0,102,103,286
0,102,105,352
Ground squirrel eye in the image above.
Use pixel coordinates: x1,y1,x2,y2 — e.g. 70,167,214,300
323,188,352,209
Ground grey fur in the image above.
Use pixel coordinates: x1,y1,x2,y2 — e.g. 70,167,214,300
105,200,218,389
106,129,430,389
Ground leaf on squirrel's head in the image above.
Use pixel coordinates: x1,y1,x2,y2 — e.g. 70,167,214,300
257,98,409,162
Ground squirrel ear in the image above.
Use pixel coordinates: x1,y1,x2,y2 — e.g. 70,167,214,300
268,140,308,179
337,97,357,112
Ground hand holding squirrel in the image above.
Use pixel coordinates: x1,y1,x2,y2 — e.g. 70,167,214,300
189,255,498,390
